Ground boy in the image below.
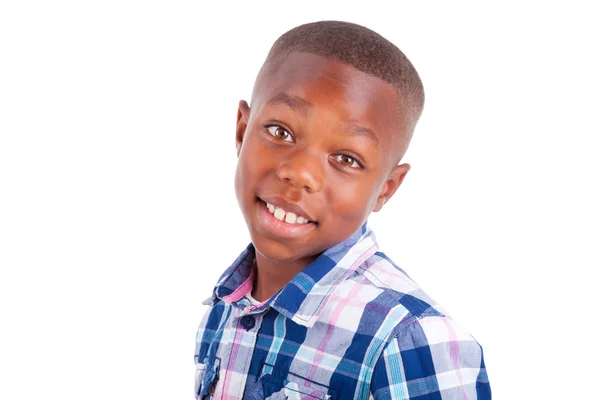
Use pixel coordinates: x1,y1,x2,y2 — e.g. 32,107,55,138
195,21,491,399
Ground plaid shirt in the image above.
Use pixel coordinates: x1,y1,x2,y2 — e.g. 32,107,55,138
195,225,491,399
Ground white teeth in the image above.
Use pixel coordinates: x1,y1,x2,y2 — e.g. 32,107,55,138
273,208,286,221
285,212,297,224
264,201,311,224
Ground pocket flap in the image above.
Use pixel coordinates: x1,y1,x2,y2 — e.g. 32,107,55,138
247,372,332,400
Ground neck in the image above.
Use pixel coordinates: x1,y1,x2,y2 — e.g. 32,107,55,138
252,251,319,302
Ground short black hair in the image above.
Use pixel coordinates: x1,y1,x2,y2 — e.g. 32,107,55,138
255,20,425,151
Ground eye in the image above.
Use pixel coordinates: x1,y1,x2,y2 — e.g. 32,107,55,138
333,154,362,169
266,125,294,143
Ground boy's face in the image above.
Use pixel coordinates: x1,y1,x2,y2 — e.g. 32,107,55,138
235,52,410,264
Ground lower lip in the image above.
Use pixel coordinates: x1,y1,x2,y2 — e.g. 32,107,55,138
255,199,316,239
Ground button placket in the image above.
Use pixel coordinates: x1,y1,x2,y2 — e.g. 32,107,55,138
235,312,262,399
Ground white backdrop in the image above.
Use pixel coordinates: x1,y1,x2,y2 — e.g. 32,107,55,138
1,1,598,399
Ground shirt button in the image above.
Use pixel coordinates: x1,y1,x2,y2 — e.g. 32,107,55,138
241,316,255,330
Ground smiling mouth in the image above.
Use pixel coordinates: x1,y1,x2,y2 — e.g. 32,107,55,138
257,198,316,225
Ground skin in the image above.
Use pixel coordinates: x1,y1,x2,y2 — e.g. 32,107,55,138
235,52,411,301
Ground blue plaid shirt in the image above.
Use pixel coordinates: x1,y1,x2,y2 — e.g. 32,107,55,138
195,224,491,399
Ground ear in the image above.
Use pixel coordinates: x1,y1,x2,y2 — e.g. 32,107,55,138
236,100,251,157
373,163,410,212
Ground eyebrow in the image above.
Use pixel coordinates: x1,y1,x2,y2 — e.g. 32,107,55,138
342,121,380,145
266,92,379,145
266,92,312,115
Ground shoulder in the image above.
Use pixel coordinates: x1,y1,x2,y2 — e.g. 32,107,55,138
336,251,448,329
369,316,491,399
360,251,438,303
348,252,491,398
316,251,458,363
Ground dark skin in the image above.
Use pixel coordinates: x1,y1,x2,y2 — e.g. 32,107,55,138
235,52,411,301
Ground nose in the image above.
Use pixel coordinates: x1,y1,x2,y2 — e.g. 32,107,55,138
276,149,324,193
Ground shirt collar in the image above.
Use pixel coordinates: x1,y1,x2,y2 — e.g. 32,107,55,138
206,223,379,328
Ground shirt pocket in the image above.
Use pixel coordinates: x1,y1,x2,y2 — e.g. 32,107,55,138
194,361,219,399
246,368,334,400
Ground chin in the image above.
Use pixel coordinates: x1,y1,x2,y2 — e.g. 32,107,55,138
249,230,316,263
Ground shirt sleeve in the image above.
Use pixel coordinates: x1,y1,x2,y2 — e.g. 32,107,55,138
369,316,491,399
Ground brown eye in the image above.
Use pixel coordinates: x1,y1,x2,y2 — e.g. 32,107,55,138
333,154,361,168
266,125,293,142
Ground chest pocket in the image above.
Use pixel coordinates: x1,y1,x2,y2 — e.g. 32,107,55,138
194,359,219,400
246,368,334,400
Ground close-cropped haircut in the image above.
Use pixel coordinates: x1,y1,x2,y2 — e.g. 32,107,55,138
255,21,425,145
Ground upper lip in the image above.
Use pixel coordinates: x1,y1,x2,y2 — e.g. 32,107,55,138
259,196,316,222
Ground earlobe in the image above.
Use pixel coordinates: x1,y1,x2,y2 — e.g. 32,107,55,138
373,163,410,212
236,100,251,157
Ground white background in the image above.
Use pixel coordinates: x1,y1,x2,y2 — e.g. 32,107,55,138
1,1,598,399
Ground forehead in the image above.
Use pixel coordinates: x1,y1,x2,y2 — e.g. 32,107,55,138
253,52,403,148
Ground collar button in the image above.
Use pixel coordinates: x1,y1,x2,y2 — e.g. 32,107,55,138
241,315,256,330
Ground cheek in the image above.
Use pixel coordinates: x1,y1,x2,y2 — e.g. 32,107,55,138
234,161,246,209
235,134,272,195
325,177,378,219
234,142,254,201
